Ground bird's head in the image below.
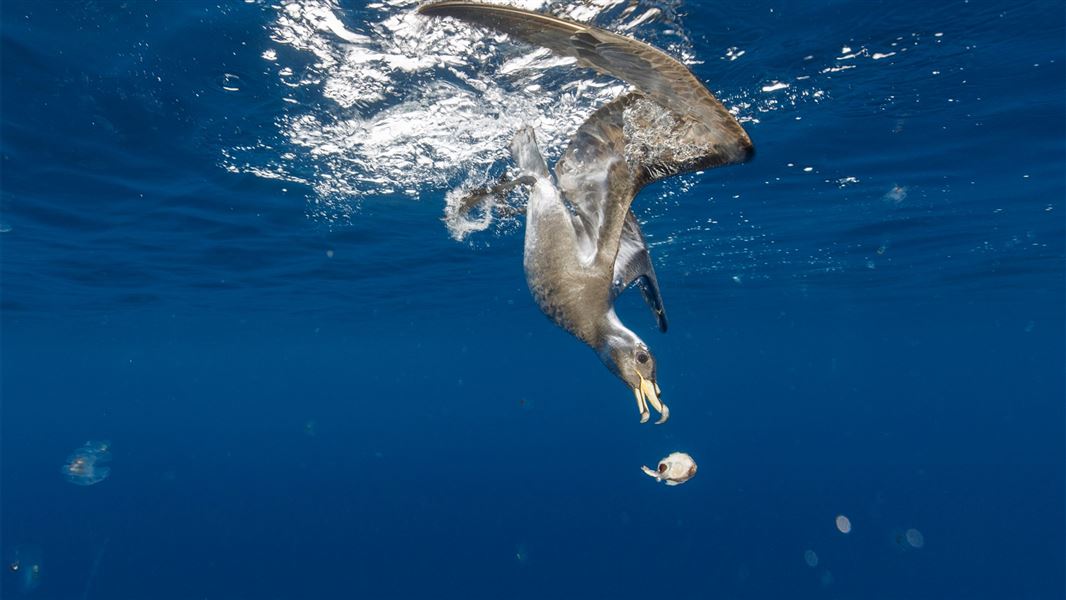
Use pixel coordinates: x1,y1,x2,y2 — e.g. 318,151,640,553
599,324,668,424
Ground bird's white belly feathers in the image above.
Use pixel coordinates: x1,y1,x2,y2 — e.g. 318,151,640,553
522,179,604,342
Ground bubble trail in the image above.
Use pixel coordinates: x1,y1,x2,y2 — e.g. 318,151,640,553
81,538,109,600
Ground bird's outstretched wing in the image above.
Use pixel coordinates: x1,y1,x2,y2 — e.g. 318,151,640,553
418,1,752,147
547,93,666,331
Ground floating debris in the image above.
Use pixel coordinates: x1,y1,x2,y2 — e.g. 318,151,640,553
641,452,697,486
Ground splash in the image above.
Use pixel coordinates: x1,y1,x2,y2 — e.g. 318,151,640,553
225,0,697,236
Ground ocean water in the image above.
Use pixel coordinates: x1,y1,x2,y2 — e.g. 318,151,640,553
1,0,1063,598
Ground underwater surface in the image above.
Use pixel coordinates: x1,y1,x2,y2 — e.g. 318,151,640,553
1,0,1063,598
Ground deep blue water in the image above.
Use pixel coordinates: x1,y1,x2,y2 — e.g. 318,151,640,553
2,1,1064,599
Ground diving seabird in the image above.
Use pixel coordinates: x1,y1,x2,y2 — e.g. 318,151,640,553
419,2,754,424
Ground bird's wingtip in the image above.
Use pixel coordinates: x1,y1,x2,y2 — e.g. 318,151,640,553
417,1,466,16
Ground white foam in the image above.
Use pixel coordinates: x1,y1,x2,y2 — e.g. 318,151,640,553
227,0,697,235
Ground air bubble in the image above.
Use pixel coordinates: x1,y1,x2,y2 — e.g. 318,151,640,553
216,73,242,92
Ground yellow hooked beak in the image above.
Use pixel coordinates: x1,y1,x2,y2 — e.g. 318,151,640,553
633,370,668,425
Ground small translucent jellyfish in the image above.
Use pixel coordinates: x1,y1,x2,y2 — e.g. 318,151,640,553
883,185,908,203
514,543,529,565
5,543,43,594
905,528,925,548
61,440,111,486
803,549,819,567
835,514,852,534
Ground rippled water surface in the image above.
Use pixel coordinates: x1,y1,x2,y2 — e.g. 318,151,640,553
2,1,1063,598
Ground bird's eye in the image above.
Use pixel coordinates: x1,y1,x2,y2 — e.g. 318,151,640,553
657,463,667,473
637,352,649,364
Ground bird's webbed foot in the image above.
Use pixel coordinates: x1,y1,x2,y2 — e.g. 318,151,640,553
510,126,551,179
455,175,535,219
